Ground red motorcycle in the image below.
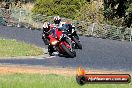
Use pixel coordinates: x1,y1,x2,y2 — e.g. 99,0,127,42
48,28,76,58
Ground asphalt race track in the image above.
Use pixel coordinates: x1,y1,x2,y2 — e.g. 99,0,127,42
0,25,132,71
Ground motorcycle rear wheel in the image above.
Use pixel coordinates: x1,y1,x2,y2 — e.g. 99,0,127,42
72,37,82,49
43,38,50,45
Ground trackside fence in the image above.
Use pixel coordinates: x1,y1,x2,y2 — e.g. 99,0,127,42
77,21,132,42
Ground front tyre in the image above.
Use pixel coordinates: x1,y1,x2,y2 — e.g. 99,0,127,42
72,37,82,49
61,44,76,58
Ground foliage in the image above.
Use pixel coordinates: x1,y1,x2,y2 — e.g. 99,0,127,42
32,0,87,19
74,1,104,35
77,1,104,23
104,0,132,27
126,3,132,13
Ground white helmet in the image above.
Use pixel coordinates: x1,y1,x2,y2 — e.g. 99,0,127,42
43,22,49,28
54,16,61,24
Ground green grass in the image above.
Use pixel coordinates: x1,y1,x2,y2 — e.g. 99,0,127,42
0,39,43,57
0,73,131,88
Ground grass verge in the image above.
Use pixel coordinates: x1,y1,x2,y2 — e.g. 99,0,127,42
0,39,43,57
0,73,131,88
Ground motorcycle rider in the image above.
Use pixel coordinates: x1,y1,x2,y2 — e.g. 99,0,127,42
42,22,50,33
47,16,67,56
48,16,65,38
53,16,63,28
42,16,62,46
42,22,51,45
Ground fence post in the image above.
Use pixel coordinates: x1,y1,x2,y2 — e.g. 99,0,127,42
91,23,95,36
18,10,23,27
130,28,132,42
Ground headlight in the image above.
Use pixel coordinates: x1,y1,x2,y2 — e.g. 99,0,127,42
51,40,58,45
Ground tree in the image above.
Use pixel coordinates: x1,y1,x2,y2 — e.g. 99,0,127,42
32,0,87,19
104,0,132,27
77,1,104,23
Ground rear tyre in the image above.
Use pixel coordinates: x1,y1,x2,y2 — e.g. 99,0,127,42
42,38,50,45
61,44,76,58
72,37,82,49
42,33,50,45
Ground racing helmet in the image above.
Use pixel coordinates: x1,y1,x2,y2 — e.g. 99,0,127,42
53,16,61,24
43,22,50,32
